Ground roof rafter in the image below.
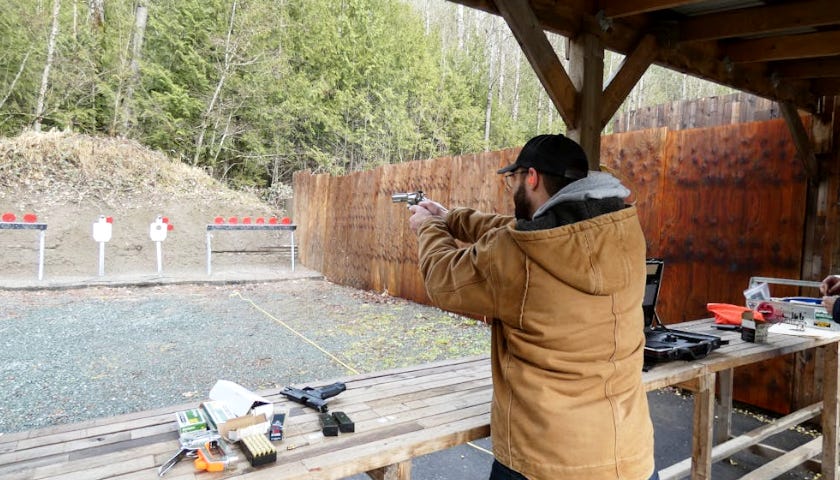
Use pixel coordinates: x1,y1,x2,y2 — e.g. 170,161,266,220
774,58,840,79
597,0,706,19
447,0,821,111
811,78,840,96
678,0,840,43
724,31,840,63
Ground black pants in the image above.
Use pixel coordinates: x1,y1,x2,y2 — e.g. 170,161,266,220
489,460,660,480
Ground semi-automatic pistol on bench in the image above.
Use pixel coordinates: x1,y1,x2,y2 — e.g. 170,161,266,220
280,382,346,412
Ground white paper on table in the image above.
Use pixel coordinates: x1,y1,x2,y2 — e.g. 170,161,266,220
769,322,840,339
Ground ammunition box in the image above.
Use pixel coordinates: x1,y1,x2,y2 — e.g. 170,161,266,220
240,434,277,467
175,408,208,434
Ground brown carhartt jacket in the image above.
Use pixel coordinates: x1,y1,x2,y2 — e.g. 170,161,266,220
416,205,654,480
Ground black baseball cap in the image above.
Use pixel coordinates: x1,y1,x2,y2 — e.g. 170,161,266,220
497,134,588,180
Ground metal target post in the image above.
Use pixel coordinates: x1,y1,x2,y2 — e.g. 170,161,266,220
149,215,171,275
92,215,113,276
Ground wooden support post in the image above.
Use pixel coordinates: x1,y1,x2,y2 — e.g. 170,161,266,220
715,368,733,445
368,461,412,480
692,373,715,480
494,0,578,129
780,101,819,181
567,32,604,170
821,342,839,480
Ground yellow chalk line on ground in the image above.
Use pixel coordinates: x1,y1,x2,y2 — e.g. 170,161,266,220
231,291,360,375
467,441,493,456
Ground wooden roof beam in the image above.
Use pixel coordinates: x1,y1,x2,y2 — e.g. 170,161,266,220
597,0,706,19
811,78,840,97
725,31,840,63
774,58,840,79
494,0,578,128
600,34,657,128
678,0,840,43
445,0,819,112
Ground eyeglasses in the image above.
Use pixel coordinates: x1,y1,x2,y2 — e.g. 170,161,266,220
503,169,527,191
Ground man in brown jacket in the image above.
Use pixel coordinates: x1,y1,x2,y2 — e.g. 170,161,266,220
408,134,656,480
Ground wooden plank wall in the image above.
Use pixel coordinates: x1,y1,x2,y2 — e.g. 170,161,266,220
294,118,811,413
294,150,517,303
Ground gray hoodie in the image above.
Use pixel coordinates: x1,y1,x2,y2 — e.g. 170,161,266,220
517,171,631,231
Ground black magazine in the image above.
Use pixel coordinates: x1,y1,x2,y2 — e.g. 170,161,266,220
643,259,725,366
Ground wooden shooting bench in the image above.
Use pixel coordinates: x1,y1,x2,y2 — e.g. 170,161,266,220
1,319,838,480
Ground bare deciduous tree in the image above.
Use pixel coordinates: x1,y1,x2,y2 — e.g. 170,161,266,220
194,0,238,165
88,0,104,29
483,22,498,150
34,0,62,132
512,48,521,121
457,5,464,50
0,50,32,113
120,1,148,134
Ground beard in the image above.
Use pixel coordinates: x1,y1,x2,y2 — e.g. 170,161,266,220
513,183,531,220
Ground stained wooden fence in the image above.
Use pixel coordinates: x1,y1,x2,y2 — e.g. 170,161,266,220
611,91,781,133
294,118,811,413
293,149,517,305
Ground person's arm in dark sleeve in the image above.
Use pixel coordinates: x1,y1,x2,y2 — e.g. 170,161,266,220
834,297,840,322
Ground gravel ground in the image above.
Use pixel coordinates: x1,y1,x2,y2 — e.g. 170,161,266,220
0,278,824,480
0,279,490,434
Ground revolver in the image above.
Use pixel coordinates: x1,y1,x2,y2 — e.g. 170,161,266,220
280,382,346,412
391,191,425,206
158,430,226,476
194,439,234,473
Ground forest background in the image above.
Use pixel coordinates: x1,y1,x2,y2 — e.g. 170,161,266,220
0,0,733,202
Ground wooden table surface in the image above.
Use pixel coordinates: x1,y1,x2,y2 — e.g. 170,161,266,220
1,318,838,480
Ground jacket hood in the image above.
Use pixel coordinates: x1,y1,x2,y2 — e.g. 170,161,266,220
509,178,641,296
533,171,630,218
